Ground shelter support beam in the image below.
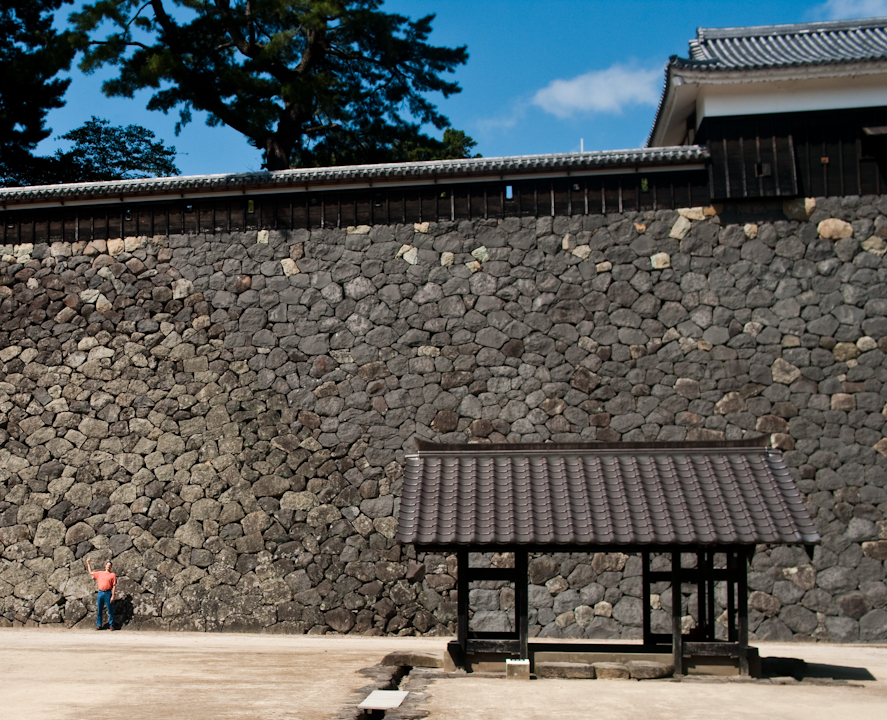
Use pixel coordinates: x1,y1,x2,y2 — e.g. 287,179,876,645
672,551,683,675
457,550,469,656
515,550,529,659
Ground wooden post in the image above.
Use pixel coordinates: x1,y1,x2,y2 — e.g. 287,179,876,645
738,548,750,676
727,551,737,642
706,551,715,641
642,551,652,647
457,550,469,656
515,551,529,660
696,551,706,638
672,552,683,676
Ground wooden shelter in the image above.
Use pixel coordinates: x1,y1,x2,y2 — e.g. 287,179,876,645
396,439,820,675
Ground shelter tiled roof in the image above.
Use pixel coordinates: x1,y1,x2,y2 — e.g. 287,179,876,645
397,440,819,549
676,17,887,71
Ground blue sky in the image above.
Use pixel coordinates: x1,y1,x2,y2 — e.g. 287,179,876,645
38,0,887,176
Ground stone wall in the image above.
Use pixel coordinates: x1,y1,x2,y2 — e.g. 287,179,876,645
1,195,886,642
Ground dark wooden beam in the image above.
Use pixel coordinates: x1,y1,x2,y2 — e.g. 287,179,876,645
457,549,469,656
672,551,683,676
516,550,529,660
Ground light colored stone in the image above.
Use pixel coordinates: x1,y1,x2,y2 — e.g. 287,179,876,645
743,321,763,337
465,260,482,273
95,294,113,313
14,242,34,259
578,336,598,352
650,594,661,610
280,258,300,276
595,261,612,273
471,246,489,263
715,391,746,414
571,245,591,260
817,218,853,240
555,610,575,628
594,601,612,617
669,216,692,239
743,223,758,239
123,235,145,252
417,346,440,357
862,235,887,256
403,246,419,264
831,393,856,411
650,252,671,269
107,238,124,256
440,251,454,266
771,358,801,384
874,438,887,458
347,224,371,234
562,234,575,251
413,221,430,233
172,279,194,299
257,229,269,244
770,433,795,450
373,516,398,539
833,342,861,362
574,605,594,627
678,207,706,221
857,336,877,352
79,289,101,304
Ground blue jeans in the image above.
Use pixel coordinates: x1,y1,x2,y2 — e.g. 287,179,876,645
97,590,114,628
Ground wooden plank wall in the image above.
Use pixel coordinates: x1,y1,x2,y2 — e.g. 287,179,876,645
702,107,887,200
0,170,711,244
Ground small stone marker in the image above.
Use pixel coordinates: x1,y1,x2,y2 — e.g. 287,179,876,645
358,690,409,711
506,658,531,680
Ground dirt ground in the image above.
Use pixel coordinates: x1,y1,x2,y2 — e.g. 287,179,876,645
2,629,885,720
415,642,887,720
0,628,442,720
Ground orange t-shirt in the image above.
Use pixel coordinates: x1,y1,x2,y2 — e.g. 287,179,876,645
91,571,117,591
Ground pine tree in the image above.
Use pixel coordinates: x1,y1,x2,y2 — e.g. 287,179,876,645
74,0,476,170
0,1,75,186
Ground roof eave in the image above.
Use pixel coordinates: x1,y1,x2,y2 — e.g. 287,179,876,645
0,148,709,211
647,57,887,147
670,58,887,83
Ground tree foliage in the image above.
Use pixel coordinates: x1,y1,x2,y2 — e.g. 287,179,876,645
52,117,180,182
74,0,476,170
0,1,75,186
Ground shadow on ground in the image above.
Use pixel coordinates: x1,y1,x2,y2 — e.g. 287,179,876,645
762,656,876,682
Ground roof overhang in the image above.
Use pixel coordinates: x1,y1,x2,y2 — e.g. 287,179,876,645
397,439,820,552
0,147,708,212
649,59,887,147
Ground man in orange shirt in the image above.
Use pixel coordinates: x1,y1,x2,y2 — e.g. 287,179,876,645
85,558,117,630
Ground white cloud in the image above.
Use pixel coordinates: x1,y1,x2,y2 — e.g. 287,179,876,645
813,0,887,19
531,64,662,119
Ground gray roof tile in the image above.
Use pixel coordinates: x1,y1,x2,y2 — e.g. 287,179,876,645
397,440,820,549
0,147,707,205
677,17,887,70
